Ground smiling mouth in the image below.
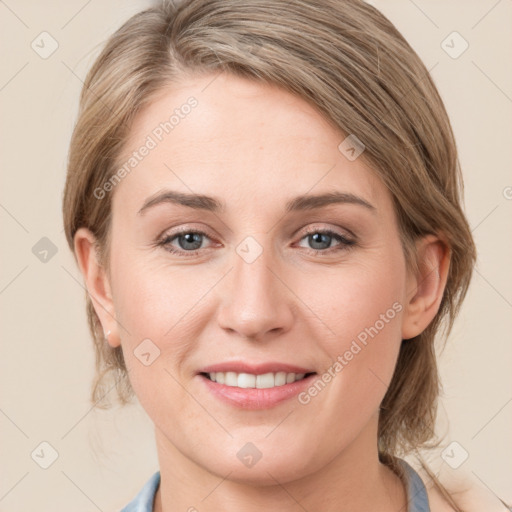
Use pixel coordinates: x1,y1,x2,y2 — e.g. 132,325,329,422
200,371,317,389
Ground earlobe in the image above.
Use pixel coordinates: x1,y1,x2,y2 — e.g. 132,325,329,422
73,228,120,348
401,234,451,340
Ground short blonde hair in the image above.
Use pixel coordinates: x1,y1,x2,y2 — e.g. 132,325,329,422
62,1,476,507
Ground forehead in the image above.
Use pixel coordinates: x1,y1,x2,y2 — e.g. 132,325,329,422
113,73,387,216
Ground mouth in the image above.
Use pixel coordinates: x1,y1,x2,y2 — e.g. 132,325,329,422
199,371,317,389
197,368,318,409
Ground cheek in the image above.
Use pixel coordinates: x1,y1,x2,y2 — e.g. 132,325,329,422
301,250,405,412
111,244,199,337
109,249,214,406
310,251,404,347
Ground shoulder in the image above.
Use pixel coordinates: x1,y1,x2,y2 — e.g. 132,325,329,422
415,464,510,512
120,471,160,512
425,483,458,512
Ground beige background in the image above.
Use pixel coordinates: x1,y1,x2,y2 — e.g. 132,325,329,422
1,0,511,510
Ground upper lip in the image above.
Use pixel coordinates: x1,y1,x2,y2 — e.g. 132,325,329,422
199,361,316,375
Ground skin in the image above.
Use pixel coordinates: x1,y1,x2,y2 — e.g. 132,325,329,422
75,72,451,511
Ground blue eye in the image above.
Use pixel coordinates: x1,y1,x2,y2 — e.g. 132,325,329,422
173,232,204,251
298,229,356,254
158,230,210,255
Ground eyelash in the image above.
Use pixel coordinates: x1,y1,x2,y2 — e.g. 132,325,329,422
156,226,356,257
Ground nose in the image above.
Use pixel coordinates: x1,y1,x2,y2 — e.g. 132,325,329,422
216,241,295,341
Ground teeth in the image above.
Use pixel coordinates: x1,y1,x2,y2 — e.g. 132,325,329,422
256,373,274,389
238,373,256,388
274,372,287,386
207,371,309,388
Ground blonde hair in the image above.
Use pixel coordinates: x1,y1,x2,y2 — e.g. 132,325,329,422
62,1,477,508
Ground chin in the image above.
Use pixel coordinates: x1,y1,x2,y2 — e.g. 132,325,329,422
197,443,324,486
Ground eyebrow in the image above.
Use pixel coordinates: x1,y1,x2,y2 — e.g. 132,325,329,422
137,189,377,215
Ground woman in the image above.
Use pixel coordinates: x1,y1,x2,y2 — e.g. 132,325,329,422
62,0,506,510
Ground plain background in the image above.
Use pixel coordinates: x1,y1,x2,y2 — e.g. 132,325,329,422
0,0,511,510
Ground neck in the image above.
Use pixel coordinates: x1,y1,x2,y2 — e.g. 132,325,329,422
153,418,406,512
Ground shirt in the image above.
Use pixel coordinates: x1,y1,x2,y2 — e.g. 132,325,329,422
120,457,430,512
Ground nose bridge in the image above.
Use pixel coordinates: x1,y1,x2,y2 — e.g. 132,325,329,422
234,236,276,296
217,234,293,339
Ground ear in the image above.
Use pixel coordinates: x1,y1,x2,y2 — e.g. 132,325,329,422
74,227,120,348
401,234,451,340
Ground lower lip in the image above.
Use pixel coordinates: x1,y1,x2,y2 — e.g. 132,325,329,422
198,373,317,410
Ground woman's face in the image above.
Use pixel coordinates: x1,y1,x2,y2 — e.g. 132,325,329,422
103,73,417,483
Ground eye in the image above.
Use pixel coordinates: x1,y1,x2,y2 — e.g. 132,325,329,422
157,229,213,255
297,228,356,254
